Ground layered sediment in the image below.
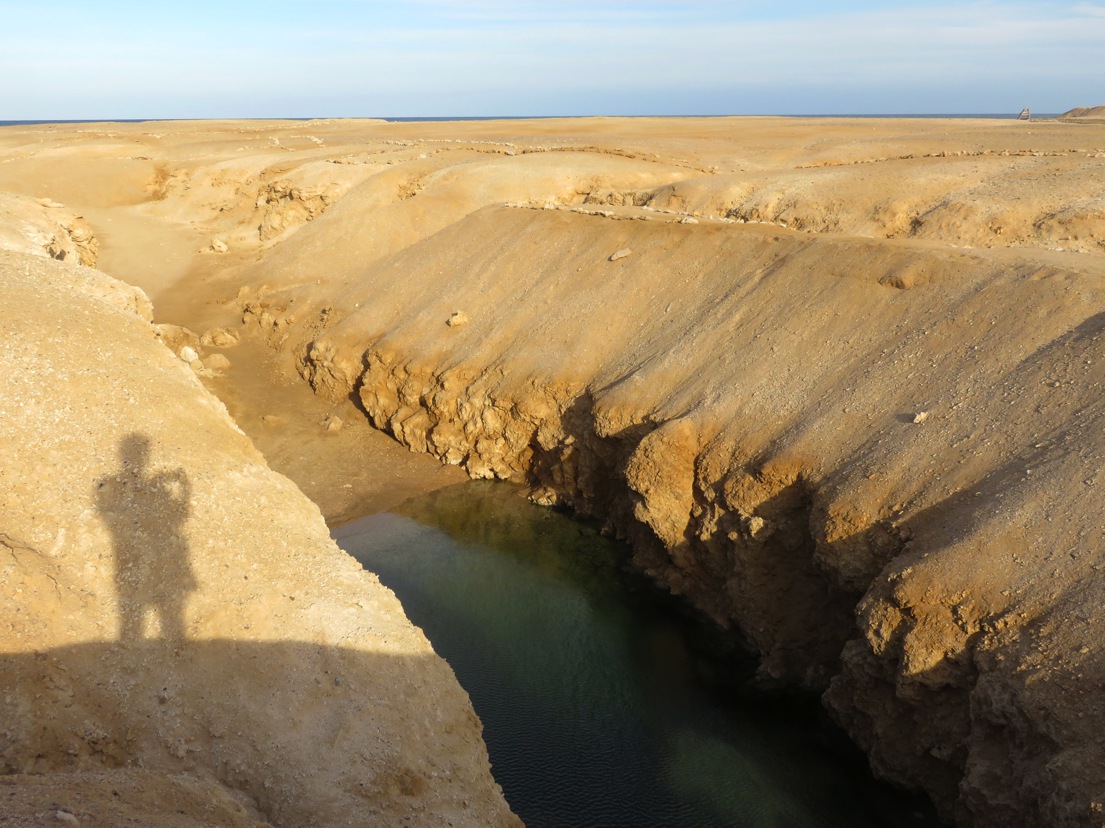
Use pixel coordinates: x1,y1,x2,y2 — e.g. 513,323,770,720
2,116,1105,827
275,207,1105,826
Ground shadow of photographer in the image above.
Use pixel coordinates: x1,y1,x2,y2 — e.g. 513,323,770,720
95,433,196,642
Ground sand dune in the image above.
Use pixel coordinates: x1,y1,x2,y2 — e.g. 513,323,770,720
1060,105,1105,121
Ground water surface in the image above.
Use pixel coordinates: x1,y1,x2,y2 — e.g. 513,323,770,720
334,481,940,828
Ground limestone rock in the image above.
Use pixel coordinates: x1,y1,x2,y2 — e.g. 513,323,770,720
747,515,775,542
0,250,517,828
200,327,241,348
257,180,338,242
0,193,99,267
204,353,231,373
1,770,270,827
11,115,1105,828
623,419,699,551
157,324,200,354
304,202,1105,826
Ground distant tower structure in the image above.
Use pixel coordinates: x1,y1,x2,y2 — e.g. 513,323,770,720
1018,107,1031,121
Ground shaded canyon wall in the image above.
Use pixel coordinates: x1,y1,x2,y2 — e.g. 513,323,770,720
250,205,1105,827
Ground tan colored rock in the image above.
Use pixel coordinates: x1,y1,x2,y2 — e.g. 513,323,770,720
0,250,516,828
282,202,1105,826
204,353,231,373
257,180,338,242
0,770,271,827
0,193,99,267
623,419,699,551
200,326,241,348
157,324,200,354
746,515,774,542
7,115,1105,827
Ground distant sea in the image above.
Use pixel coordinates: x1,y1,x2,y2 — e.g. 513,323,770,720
0,113,1061,127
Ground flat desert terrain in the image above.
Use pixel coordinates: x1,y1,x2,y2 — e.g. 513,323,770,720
2,114,1104,827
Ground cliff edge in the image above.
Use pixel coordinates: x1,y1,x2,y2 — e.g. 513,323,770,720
280,205,1105,827
4,116,1105,828
0,247,518,827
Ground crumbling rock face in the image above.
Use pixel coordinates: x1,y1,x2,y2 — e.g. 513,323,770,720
0,193,99,266
357,356,574,481
281,206,1105,826
257,179,339,242
345,354,872,689
326,347,1105,826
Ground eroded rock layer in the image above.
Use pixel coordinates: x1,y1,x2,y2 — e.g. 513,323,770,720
268,205,1105,827
3,116,1105,827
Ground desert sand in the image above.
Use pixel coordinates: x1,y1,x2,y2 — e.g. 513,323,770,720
2,114,1105,826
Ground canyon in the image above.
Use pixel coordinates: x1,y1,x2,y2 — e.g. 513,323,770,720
2,115,1104,826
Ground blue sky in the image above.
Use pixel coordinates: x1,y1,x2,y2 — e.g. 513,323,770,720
1,1,1102,118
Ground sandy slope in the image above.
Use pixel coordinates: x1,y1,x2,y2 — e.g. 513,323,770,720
2,115,1105,826
1061,106,1105,121
0,250,516,824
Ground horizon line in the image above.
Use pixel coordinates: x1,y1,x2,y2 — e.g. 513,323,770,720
0,112,1059,127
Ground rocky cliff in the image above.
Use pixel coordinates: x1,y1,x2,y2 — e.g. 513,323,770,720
268,203,1105,827
3,116,1105,827
0,248,518,827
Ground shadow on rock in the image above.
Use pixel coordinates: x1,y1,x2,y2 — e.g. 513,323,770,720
0,640,509,828
95,433,195,642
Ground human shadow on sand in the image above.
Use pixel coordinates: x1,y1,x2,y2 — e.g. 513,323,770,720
95,433,196,642
2,433,503,825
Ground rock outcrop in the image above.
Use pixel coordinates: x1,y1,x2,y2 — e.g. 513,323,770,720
0,249,517,827
5,116,1105,828
266,204,1105,827
0,192,99,266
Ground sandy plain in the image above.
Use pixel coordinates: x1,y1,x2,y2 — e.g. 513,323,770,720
1,112,1105,826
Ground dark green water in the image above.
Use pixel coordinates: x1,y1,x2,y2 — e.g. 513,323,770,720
333,481,941,828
